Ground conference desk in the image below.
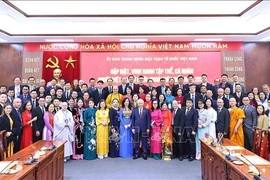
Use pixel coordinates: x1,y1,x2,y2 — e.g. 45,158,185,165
0,140,65,180
201,138,270,180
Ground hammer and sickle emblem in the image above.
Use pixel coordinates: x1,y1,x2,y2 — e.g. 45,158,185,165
46,56,59,68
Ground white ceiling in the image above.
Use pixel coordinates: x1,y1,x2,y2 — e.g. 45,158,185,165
0,1,270,43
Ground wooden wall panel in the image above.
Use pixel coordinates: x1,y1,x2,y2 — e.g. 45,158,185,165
243,43,270,92
0,44,23,87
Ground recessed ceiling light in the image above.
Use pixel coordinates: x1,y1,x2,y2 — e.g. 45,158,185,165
259,36,270,41
0,38,8,42
120,39,148,42
45,39,74,42
194,38,223,41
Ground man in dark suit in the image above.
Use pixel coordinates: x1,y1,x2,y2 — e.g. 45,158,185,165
55,88,66,102
240,96,257,151
233,84,246,107
18,85,31,105
156,77,168,96
32,97,46,142
92,80,106,106
64,82,73,100
45,78,60,95
262,84,270,100
8,76,23,98
78,83,88,98
212,78,220,100
216,99,230,138
198,74,213,92
118,77,128,95
87,77,97,95
6,89,14,104
134,75,148,94
103,78,114,99
127,74,137,92
172,76,187,96
184,84,202,109
11,98,23,153
181,98,199,161
146,78,155,93
217,88,230,109
219,74,233,93
0,93,7,115
131,99,151,160
30,90,39,108
171,100,185,160
184,74,199,94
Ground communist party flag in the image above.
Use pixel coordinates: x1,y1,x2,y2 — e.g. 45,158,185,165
42,51,80,84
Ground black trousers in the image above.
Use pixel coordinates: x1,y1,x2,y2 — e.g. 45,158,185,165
182,131,196,157
134,131,148,155
172,130,179,158
243,126,254,151
13,128,22,153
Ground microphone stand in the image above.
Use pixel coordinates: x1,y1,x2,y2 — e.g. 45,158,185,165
17,153,37,165
205,133,216,147
240,154,266,180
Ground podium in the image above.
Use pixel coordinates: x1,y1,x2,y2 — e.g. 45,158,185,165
0,140,66,180
201,138,270,180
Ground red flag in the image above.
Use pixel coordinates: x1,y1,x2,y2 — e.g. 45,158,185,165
42,51,80,84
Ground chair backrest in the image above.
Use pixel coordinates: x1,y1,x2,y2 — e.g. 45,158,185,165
0,130,7,161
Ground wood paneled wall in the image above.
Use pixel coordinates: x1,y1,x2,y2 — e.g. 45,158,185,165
243,43,270,92
0,44,23,87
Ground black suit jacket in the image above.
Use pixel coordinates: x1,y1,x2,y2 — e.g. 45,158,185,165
182,107,199,133
265,109,270,117
172,108,185,135
0,114,21,142
118,84,128,95
184,93,203,109
32,106,45,142
131,108,151,133
218,97,230,109
92,89,107,106
156,85,169,96
216,107,230,134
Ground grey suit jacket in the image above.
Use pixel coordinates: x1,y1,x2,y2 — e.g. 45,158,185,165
240,105,257,129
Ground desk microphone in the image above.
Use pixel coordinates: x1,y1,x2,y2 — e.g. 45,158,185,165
16,153,37,165
220,144,237,161
46,140,56,150
240,154,266,180
205,133,216,147
0,160,14,174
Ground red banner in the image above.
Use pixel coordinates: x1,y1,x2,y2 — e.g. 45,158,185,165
42,51,80,84
81,52,221,86
24,42,242,52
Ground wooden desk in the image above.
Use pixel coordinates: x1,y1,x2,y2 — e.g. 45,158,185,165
0,140,65,180
201,138,270,180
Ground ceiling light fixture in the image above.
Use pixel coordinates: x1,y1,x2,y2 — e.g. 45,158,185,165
45,39,74,42
120,39,148,42
193,38,223,41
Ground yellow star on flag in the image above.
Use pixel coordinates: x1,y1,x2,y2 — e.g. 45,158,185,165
64,55,77,69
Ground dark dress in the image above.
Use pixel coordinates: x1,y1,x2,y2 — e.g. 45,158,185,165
83,108,97,160
109,107,120,158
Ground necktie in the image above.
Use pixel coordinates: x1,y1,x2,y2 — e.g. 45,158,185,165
191,95,195,108
41,107,45,114
109,87,112,93
66,91,69,99
218,108,221,115
17,109,22,122
186,108,190,116
32,100,36,108
139,108,142,116
24,95,27,99
172,109,176,125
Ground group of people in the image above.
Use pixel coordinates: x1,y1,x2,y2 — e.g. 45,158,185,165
0,70,269,162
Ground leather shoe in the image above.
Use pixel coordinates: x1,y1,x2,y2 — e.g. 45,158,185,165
184,155,189,159
188,157,194,162
179,156,184,161
133,155,140,160
143,155,147,160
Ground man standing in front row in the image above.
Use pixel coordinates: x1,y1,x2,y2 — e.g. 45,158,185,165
132,99,151,160
216,99,230,138
240,96,257,151
181,98,198,162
